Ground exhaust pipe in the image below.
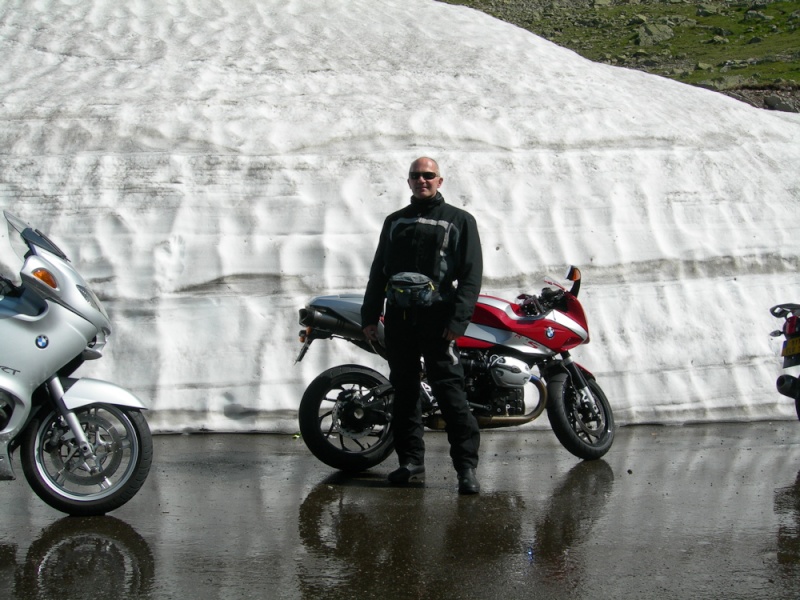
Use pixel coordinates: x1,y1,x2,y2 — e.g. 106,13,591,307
423,377,548,430
299,307,365,340
777,374,800,400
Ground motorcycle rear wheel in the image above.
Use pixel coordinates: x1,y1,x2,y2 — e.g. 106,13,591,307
20,404,153,516
298,364,395,472
546,373,614,460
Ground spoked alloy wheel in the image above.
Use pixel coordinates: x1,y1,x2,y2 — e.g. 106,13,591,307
546,372,614,460
21,404,153,516
298,365,395,472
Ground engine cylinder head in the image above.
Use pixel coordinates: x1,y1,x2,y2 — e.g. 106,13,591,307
489,356,532,388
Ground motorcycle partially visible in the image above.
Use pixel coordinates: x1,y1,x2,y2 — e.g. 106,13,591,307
0,211,152,515
770,303,800,420
295,266,614,472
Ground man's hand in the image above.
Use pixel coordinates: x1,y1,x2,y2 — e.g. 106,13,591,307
363,324,379,341
442,328,459,341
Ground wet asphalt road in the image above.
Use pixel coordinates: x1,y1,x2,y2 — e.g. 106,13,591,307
2,422,800,599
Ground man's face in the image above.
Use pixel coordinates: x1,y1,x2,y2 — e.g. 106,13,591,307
407,160,443,201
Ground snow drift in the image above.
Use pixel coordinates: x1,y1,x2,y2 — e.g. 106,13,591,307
1,0,799,432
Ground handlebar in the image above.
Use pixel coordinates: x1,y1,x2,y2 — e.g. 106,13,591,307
518,287,566,316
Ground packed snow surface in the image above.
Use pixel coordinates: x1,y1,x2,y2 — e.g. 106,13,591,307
1,0,799,432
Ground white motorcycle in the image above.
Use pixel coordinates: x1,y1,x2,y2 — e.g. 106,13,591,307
0,211,152,515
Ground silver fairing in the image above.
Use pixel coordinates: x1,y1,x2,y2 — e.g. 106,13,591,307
0,212,120,480
21,246,112,338
0,301,97,407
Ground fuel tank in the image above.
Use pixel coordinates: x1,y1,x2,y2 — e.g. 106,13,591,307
459,295,588,355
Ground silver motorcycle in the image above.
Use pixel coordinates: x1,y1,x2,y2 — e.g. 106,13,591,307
0,211,152,515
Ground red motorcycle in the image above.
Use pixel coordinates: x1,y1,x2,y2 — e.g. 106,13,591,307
295,266,614,471
770,303,800,420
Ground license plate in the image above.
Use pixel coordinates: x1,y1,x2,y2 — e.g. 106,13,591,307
782,337,800,357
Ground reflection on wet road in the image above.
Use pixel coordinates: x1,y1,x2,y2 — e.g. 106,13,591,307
0,517,154,599
2,423,800,598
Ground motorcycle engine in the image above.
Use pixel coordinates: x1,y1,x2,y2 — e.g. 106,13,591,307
488,356,533,388
462,353,531,416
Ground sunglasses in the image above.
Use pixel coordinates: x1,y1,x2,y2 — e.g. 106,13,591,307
408,171,439,180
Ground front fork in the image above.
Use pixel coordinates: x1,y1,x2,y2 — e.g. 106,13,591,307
47,376,101,475
561,352,604,425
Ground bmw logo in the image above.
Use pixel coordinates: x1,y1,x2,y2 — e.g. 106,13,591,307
545,327,555,339
35,335,49,349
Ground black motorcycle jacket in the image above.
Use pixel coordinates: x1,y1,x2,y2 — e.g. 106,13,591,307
361,192,483,337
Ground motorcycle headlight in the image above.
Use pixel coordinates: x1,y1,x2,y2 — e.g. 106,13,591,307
77,284,105,316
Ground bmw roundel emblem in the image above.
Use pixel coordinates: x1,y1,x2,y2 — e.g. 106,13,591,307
545,327,555,339
35,335,49,349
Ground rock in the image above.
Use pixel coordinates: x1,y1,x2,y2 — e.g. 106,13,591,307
696,5,719,17
765,95,798,112
744,10,773,22
636,23,674,46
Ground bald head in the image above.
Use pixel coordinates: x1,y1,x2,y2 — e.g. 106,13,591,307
407,157,443,201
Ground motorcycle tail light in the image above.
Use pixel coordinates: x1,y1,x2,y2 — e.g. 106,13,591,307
32,268,58,289
785,316,799,336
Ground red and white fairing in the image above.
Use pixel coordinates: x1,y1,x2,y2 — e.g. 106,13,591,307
459,292,589,356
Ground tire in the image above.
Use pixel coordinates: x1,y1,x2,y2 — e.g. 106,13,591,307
298,365,395,472
546,372,614,460
20,405,153,516
795,397,800,421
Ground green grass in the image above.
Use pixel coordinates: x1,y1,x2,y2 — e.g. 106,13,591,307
439,0,800,90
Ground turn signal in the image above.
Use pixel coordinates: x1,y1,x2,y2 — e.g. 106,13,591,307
32,268,58,289
566,266,581,282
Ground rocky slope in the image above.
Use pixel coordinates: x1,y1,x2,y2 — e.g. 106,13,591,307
441,0,800,112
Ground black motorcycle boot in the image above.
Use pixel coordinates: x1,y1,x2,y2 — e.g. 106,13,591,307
457,468,480,495
388,463,426,484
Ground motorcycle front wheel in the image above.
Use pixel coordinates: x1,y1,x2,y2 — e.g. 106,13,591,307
20,404,153,516
298,364,395,472
546,372,614,460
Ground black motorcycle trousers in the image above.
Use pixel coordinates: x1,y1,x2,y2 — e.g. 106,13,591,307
384,306,480,473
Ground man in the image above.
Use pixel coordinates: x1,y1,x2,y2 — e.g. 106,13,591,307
362,157,483,495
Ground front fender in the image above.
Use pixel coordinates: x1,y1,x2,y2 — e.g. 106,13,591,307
541,360,595,382
62,378,148,411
